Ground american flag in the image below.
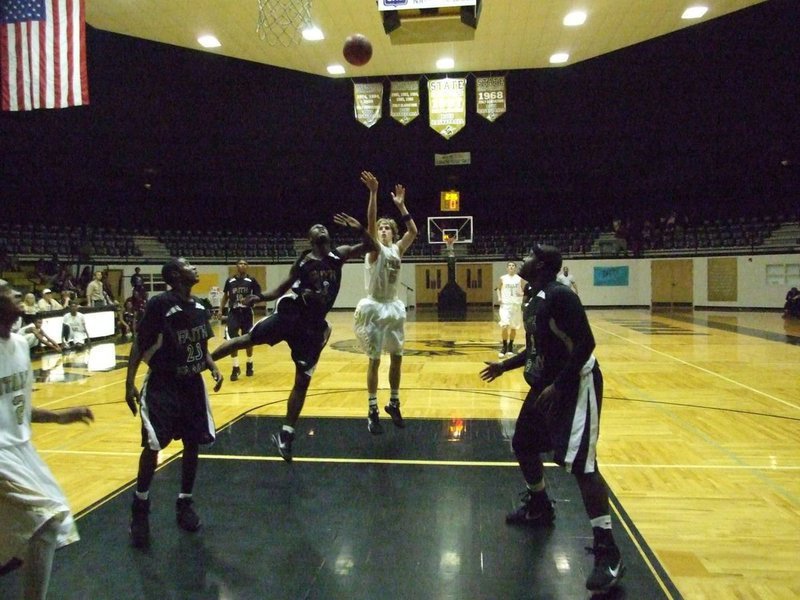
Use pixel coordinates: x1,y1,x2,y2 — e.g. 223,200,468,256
1,0,89,111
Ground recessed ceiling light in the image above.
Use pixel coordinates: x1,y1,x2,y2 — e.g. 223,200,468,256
549,52,569,64
302,26,324,41
682,6,708,19
436,57,455,69
327,64,345,75
563,11,587,26
197,35,221,48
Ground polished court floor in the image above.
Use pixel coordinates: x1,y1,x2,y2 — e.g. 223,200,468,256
3,308,800,599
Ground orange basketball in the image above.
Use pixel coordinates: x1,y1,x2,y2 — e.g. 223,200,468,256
343,34,373,67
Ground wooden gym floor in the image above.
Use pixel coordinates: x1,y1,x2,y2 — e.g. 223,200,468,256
4,308,800,599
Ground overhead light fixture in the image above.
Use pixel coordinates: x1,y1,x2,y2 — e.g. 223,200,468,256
302,26,324,41
563,11,587,26
549,52,569,64
436,57,455,69
197,35,221,48
327,64,346,75
682,6,708,19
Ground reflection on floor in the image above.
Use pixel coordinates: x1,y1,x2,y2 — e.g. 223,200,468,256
5,417,680,599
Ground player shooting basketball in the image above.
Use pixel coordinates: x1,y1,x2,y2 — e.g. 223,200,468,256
211,210,378,462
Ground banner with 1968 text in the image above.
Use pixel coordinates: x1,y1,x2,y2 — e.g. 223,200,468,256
476,76,506,122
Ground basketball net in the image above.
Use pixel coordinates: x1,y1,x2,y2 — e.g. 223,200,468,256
256,0,313,47
444,235,456,258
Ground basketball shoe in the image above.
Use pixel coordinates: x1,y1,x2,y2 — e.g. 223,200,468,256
272,429,294,463
367,408,383,435
176,497,202,532
130,495,150,548
384,402,405,428
230,366,241,381
245,363,254,377
585,543,625,592
505,490,555,526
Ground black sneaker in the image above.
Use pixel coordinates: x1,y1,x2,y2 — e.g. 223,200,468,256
585,543,625,592
272,429,294,463
245,363,254,377
384,402,405,428
367,409,383,435
230,366,241,382
176,497,202,532
505,491,555,526
130,496,150,548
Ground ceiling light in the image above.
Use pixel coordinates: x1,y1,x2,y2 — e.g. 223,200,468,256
563,11,587,26
302,26,324,41
549,53,569,64
197,35,221,48
436,57,455,69
327,64,345,75
682,6,708,19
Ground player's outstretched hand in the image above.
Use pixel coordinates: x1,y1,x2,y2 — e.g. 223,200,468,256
243,294,262,307
480,361,504,383
125,384,140,416
333,213,361,230
360,171,378,192
58,407,94,425
391,184,406,207
212,369,223,392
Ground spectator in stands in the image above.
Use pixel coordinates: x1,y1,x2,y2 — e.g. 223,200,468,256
612,218,628,256
60,290,75,308
101,269,116,305
53,264,77,295
36,289,63,312
130,267,145,292
63,301,89,348
19,318,61,352
77,266,92,294
783,287,800,319
22,293,38,318
85,271,108,307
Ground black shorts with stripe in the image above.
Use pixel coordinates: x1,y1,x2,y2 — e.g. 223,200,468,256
226,307,254,339
249,299,329,373
139,371,215,451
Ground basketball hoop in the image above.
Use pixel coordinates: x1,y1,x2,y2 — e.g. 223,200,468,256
444,235,456,258
256,0,313,47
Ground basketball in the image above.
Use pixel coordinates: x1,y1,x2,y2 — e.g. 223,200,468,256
343,34,372,67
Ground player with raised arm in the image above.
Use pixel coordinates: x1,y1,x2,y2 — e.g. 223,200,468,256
211,211,378,461
353,171,417,434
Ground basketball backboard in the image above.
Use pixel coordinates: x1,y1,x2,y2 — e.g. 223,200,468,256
427,216,473,244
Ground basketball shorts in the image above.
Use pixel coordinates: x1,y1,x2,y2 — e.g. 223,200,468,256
0,441,79,564
512,357,603,475
353,296,406,359
139,371,216,451
249,296,330,376
498,303,523,329
226,308,254,339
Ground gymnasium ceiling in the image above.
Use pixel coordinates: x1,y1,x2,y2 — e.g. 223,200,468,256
86,0,767,78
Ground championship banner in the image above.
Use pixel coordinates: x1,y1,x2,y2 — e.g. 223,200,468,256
390,80,419,125
434,152,471,166
476,76,506,122
428,78,466,139
353,82,383,128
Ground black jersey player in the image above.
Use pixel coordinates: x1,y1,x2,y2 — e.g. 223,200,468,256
125,257,223,549
480,244,624,594
220,259,262,380
211,213,377,462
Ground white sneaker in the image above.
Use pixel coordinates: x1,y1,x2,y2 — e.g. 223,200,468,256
498,351,505,358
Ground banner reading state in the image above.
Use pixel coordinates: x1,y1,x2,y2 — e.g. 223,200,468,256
476,76,506,122
390,81,419,125
428,78,466,139
353,83,383,128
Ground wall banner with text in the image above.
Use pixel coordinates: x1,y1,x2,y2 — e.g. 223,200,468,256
390,81,420,125
428,78,466,139
476,76,506,122
354,83,383,128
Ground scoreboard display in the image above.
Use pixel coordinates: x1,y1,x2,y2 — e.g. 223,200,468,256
440,190,460,212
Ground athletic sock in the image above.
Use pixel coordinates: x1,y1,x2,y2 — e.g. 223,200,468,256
282,425,295,435
368,395,378,410
135,490,149,501
389,390,399,406
232,358,240,368
178,493,192,500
